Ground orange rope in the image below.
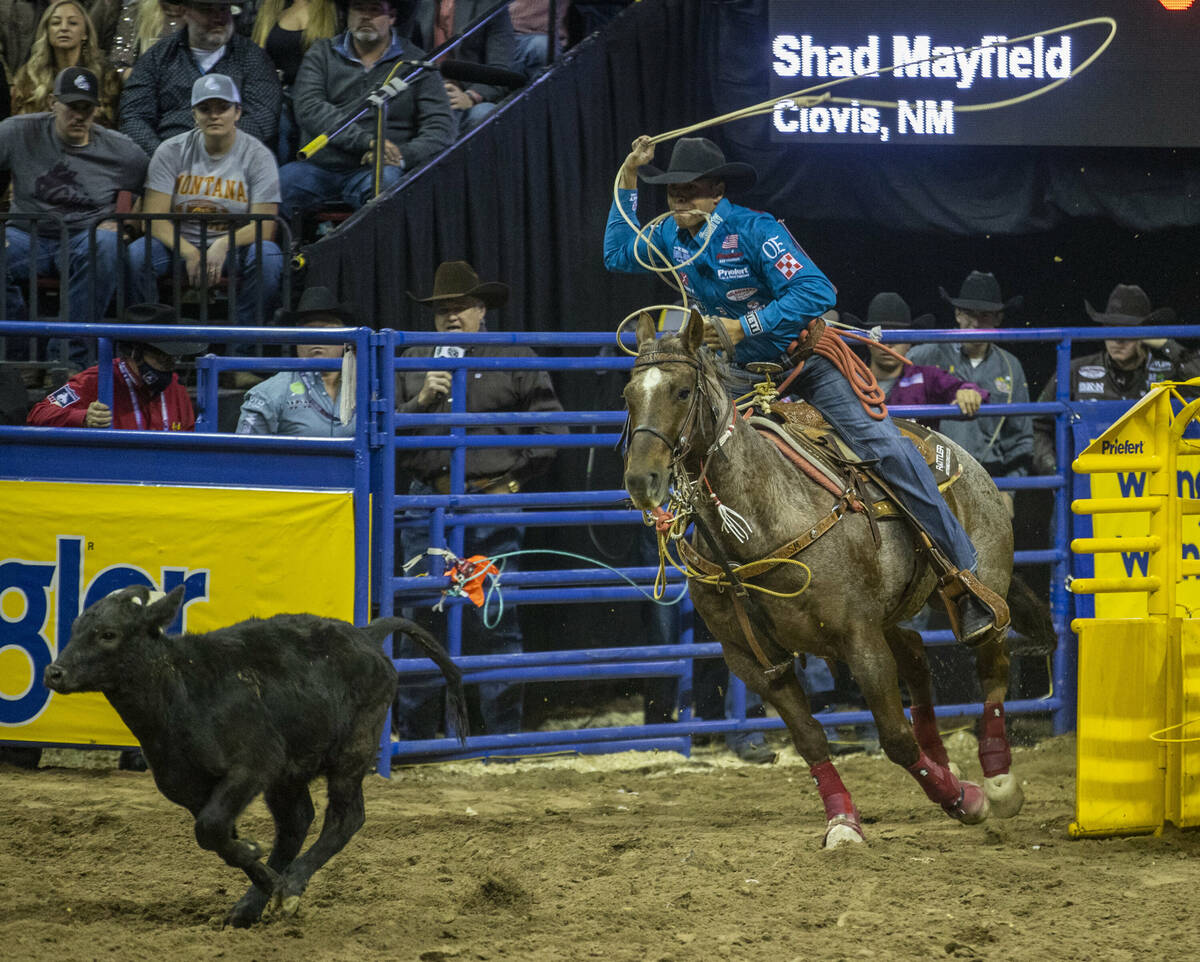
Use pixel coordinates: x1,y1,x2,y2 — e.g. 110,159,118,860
777,325,891,421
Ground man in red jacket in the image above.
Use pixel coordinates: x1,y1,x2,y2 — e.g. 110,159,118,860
27,303,207,430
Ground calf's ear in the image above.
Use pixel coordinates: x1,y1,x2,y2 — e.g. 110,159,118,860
146,584,187,632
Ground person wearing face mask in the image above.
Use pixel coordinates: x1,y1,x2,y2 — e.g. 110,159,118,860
118,0,281,157
26,301,206,428
235,285,357,436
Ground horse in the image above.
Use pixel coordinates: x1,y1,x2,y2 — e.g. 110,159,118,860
622,311,1043,847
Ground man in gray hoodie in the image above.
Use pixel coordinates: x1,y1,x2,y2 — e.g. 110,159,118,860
278,0,454,218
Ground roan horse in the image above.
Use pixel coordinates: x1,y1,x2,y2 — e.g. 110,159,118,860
623,312,1044,847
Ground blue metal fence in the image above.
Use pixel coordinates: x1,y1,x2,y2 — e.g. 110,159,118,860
6,319,1192,769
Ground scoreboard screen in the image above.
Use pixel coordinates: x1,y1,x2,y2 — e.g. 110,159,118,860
768,1,1200,146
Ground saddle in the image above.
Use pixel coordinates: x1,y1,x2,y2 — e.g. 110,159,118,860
750,401,963,523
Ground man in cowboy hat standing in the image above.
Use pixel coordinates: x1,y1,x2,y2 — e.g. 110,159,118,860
605,135,1004,644
907,272,1033,516
236,286,358,436
393,260,565,739
854,292,987,422
1033,284,1198,474
27,302,206,429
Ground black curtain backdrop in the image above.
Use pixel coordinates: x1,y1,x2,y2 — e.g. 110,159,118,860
303,0,1199,694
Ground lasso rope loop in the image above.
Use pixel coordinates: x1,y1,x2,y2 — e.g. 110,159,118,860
613,17,1119,358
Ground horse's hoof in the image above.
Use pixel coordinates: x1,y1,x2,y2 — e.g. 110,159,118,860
984,772,1024,818
943,781,989,825
822,812,865,848
279,894,301,918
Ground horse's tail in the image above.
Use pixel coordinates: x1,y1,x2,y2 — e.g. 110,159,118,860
1004,574,1057,657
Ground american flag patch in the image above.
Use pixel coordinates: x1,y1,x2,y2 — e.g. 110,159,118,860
48,384,80,408
775,252,802,278
722,234,739,249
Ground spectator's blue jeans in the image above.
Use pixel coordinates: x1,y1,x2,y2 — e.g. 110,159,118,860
513,32,549,77
125,236,283,342
4,226,120,364
278,160,403,219
396,479,524,738
784,354,978,572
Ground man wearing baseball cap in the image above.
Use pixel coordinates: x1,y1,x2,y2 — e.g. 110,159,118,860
118,0,281,158
0,66,148,362
26,302,207,429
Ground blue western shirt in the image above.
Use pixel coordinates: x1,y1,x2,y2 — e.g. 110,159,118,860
604,191,836,365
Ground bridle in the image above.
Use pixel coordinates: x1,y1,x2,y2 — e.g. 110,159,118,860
625,348,721,465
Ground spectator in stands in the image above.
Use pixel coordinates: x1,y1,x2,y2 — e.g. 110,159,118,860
90,0,187,78
408,0,515,133
0,66,147,361
118,0,281,158
236,285,357,435
279,0,453,217
26,300,205,428
508,0,569,78
907,271,1033,516
1,1,52,76
11,1,120,127
1033,284,1196,475
849,292,987,422
251,0,341,164
393,259,565,738
127,74,283,342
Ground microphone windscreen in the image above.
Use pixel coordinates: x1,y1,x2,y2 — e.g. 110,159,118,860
438,59,527,89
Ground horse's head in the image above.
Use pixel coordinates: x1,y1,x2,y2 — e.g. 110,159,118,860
622,308,707,510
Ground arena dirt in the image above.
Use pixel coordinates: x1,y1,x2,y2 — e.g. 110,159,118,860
2,732,1198,962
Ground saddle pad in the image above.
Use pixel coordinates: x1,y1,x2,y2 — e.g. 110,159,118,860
769,401,962,488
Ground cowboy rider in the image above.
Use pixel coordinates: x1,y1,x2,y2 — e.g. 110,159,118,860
603,134,1002,644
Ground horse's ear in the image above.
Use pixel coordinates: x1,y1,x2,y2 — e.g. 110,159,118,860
683,308,705,352
635,311,657,348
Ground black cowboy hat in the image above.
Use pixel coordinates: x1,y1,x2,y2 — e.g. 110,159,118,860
275,286,357,325
939,271,1023,314
122,303,207,356
408,261,509,309
843,292,935,331
638,137,757,193
1085,284,1176,326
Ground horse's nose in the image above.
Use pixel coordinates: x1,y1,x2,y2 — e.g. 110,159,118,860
624,468,663,509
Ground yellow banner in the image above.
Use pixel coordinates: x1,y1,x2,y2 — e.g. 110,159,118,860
1077,391,1200,619
0,480,356,746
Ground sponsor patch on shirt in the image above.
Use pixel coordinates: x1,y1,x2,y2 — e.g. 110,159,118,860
898,371,925,387
47,384,80,408
774,253,803,279
993,375,1013,395
673,246,691,263
1147,358,1173,372
717,266,750,281
745,310,763,335
1078,381,1105,394
726,287,759,302
1078,365,1105,379
722,234,739,249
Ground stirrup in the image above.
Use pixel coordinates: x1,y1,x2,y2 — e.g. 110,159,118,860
937,568,1010,647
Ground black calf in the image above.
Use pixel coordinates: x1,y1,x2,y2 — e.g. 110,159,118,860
43,584,467,926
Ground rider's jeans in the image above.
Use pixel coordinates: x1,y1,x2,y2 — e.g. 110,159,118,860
775,354,978,573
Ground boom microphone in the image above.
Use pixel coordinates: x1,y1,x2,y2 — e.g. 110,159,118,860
437,59,527,88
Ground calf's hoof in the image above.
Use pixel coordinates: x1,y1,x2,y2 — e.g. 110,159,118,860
942,781,989,825
984,772,1024,819
822,812,865,849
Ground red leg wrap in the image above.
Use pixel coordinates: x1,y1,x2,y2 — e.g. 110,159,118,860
978,701,1012,777
906,751,961,807
909,705,950,768
810,760,856,821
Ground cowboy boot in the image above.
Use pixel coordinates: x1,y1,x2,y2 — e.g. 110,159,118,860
939,568,1010,647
